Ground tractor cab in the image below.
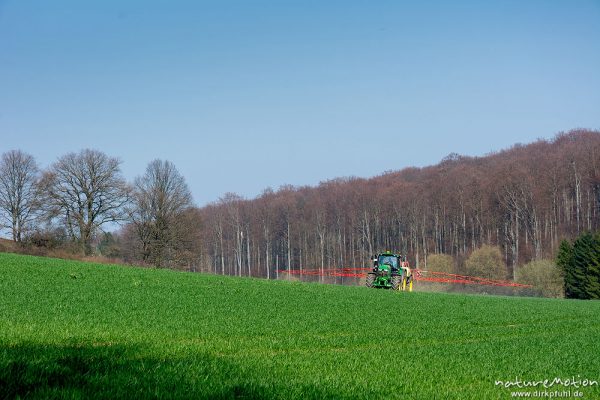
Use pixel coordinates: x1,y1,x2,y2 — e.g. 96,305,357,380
374,253,400,273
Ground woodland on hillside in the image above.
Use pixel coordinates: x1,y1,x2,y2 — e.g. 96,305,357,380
1,130,599,283
193,129,600,280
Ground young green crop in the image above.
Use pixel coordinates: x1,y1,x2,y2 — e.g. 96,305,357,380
1,252,599,399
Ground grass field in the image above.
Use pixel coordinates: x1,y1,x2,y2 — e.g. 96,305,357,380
1,252,599,399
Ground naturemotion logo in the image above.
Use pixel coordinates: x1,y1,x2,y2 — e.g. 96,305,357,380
495,376,598,390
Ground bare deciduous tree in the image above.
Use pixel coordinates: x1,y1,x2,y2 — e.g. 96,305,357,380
0,150,40,242
42,149,129,254
129,159,194,267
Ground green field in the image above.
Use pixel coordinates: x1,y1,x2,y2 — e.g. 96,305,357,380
1,253,599,399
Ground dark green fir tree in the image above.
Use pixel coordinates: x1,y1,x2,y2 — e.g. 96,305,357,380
572,233,594,299
584,233,600,299
556,239,575,298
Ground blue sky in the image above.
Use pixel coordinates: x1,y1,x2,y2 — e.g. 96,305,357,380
1,1,599,206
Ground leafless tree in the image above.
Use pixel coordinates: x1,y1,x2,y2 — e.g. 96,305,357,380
0,150,40,242
42,149,130,254
129,159,194,267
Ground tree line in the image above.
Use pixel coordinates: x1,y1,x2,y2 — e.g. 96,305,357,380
197,129,600,282
1,129,599,286
0,150,200,268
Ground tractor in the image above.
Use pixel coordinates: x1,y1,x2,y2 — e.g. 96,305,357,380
365,251,413,291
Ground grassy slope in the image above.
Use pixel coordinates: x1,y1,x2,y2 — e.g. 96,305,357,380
0,253,599,399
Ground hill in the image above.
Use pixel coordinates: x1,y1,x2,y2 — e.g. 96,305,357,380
189,129,600,279
1,253,599,399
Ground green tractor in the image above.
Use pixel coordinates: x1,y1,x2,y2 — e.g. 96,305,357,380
365,251,413,291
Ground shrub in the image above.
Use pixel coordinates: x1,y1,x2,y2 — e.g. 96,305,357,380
23,228,68,250
464,245,506,280
517,259,564,298
426,254,455,273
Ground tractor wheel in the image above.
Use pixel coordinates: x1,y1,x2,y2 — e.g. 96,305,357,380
366,273,376,288
391,274,402,290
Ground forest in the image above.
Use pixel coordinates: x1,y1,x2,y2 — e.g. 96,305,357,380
193,129,600,280
1,129,599,283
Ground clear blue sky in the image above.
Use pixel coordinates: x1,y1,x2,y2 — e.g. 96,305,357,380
1,1,599,206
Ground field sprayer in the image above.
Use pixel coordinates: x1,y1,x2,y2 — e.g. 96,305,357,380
280,251,533,291
365,251,413,291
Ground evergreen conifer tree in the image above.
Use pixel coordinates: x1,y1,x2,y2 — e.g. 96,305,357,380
557,239,575,298
572,233,594,299
584,233,600,299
